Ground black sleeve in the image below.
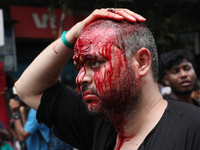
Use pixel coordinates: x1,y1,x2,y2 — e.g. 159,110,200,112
36,81,97,150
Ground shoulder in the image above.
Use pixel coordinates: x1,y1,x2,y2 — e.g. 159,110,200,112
166,100,200,125
28,108,36,115
27,108,37,120
37,81,83,128
42,81,81,101
163,94,173,101
24,108,40,132
192,98,200,107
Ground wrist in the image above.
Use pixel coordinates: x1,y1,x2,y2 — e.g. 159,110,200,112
61,31,74,49
11,107,20,113
12,112,21,120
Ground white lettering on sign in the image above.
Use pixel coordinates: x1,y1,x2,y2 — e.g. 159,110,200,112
32,13,56,29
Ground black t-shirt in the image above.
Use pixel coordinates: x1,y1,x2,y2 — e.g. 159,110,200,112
163,94,200,107
37,81,200,150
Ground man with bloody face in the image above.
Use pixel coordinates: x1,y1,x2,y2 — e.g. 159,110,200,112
15,8,200,150
73,20,158,124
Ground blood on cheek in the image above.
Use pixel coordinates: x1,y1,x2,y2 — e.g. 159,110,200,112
93,45,113,96
75,67,86,92
94,46,126,98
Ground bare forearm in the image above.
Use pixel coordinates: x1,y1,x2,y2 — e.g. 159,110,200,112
14,119,29,142
8,128,19,140
20,106,29,126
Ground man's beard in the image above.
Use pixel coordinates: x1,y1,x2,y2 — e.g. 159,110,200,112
86,63,141,126
171,87,193,96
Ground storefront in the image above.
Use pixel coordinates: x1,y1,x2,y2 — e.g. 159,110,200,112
1,5,87,87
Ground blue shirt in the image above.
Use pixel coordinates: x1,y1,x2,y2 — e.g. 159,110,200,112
0,120,6,129
24,108,50,150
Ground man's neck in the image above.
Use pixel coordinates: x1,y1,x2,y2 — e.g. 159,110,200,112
114,92,167,150
170,93,193,104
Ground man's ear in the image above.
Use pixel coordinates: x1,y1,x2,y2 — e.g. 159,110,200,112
135,48,151,77
163,75,169,86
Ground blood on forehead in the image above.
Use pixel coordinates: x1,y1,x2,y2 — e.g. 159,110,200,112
73,27,117,66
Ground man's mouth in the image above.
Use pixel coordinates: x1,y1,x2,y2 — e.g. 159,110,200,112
81,90,101,111
180,81,191,87
82,91,99,103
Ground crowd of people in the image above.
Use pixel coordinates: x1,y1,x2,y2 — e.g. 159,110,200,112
1,87,75,150
1,8,200,150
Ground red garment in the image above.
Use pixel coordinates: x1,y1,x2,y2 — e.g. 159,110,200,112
0,62,9,129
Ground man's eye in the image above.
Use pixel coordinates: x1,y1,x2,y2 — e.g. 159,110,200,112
184,66,191,71
171,68,179,74
90,61,99,68
89,61,104,69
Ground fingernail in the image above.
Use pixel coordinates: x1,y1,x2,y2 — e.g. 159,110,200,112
139,16,146,20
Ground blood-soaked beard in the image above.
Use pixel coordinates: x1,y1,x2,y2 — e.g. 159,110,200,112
91,63,140,126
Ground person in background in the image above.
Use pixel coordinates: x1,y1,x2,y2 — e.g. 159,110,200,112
0,120,13,150
159,49,200,106
191,79,200,102
9,90,51,150
9,118,23,150
14,8,200,150
10,87,74,150
8,87,28,150
0,120,11,141
48,128,73,150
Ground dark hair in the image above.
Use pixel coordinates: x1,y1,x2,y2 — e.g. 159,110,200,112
159,49,196,75
13,95,27,106
81,20,158,82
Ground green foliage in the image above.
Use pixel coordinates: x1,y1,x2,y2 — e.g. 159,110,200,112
144,1,200,54
43,0,200,54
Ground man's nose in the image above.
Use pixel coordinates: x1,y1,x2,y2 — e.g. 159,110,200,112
180,69,187,78
76,67,93,87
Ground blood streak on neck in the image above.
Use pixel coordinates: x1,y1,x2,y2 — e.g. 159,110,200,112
116,132,136,150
